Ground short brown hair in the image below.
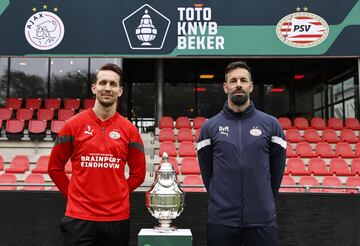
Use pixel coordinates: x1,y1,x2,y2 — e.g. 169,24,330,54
225,61,252,82
95,63,123,86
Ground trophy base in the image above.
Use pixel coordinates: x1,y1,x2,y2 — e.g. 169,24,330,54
154,220,177,232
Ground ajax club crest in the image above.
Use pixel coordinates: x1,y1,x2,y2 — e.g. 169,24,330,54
25,9,65,50
276,10,329,48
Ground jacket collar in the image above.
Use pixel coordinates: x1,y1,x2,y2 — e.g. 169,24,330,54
222,101,255,119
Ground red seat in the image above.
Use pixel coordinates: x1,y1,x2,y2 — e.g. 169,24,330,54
6,98,22,109
83,98,95,109
0,173,17,190
181,157,200,175
351,159,360,176
356,143,360,158
159,141,177,157
0,155,3,171
160,157,179,174
321,129,339,143
286,145,297,158
279,176,299,192
339,129,358,143
303,129,321,143
193,116,206,129
345,118,360,130
44,98,61,110
0,108,13,120
5,155,30,173
28,120,47,137
295,142,316,158
311,118,326,130
58,109,75,121
308,158,330,176
23,174,45,191
322,176,346,193
329,158,352,176
315,142,336,158
179,141,197,157
195,129,201,142
64,98,81,110
159,116,174,129
285,158,308,176
32,155,49,173
285,129,303,143
51,120,65,135
6,119,25,134
294,117,309,130
176,116,191,129
299,176,321,193
182,175,206,192
328,118,344,130
37,108,54,121
345,176,360,194
335,142,354,158
16,108,33,121
159,128,175,142
177,128,194,142
25,98,42,110
278,117,293,130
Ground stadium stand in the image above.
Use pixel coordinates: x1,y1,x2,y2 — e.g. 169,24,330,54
179,141,197,157
286,145,297,158
278,117,292,130
44,98,61,110
298,176,322,193
345,118,360,130
308,158,331,176
16,108,33,121
28,120,47,140
5,155,30,173
321,129,340,143
37,108,54,121
310,117,327,130
345,176,360,194
176,116,191,129
0,108,13,120
285,158,308,176
32,155,50,174
315,142,336,158
51,120,65,136
303,129,322,143
0,155,3,171
159,141,177,157
296,142,317,158
322,176,346,193
329,158,352,176
177,128,194,142
58,109,75,121
351,159,360,175
335,142,354,158
193,116,206,129
159,128,175,142
328,118,344,130
339,129,358,143
279,176,299,192
285,129,303,143
64,98,81,110
181,157,200,175
6,119,25,140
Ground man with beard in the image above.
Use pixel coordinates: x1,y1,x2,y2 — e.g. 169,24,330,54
197,61,286,246
48,63,146,246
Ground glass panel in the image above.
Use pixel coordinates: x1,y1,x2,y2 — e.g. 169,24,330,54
89,58,123,83
343,77,354,99
314,109,323,118
332,82,342,102
9,58,48,98
345,98,355,118
327,85,333,105
328,106,333,117
333,102,343,119
313,91,322,109
0,57,8,106
196,83,225,118
263,85,290,118
164,83,195,118
132,83,155,132
50,58,88,99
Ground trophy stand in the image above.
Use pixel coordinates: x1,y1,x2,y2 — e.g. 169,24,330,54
138,153,192,245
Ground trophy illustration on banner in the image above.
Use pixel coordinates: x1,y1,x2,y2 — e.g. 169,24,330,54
136,9,157,46
146,153,185,232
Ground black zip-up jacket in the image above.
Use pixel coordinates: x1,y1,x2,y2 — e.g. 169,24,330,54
197,102,286,227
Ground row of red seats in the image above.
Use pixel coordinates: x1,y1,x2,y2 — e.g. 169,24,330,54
0,155,71,173
1,119,65,139
285,158,360,176
287,142,360,158
159,141,197,157
280,176,360,193
4,98,95,111
159,116,206,129
279,117,360,130
286,128,359,143
159,128,200,142
160,156,200,175
0,108,78,121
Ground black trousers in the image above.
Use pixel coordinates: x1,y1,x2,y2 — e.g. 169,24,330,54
60,216,130,246
207,222,278,246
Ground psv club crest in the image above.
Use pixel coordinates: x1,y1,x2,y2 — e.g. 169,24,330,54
276,9,329,48
24,6,65,50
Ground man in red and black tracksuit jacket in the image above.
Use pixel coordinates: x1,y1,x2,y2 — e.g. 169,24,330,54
197,61,286,246
49,63,146,246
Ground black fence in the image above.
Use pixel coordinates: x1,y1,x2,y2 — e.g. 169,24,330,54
0,191,359,246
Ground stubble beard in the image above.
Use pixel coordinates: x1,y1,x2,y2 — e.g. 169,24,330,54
230,93,249,106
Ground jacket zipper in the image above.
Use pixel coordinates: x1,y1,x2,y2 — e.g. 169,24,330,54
238,119,244,227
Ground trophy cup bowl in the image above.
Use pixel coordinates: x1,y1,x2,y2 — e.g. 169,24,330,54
146,153,185,232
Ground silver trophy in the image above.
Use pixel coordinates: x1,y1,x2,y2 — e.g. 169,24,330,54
146,153,185,232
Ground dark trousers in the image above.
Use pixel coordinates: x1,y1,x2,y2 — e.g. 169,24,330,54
60,216,130,246
207,222,278,246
